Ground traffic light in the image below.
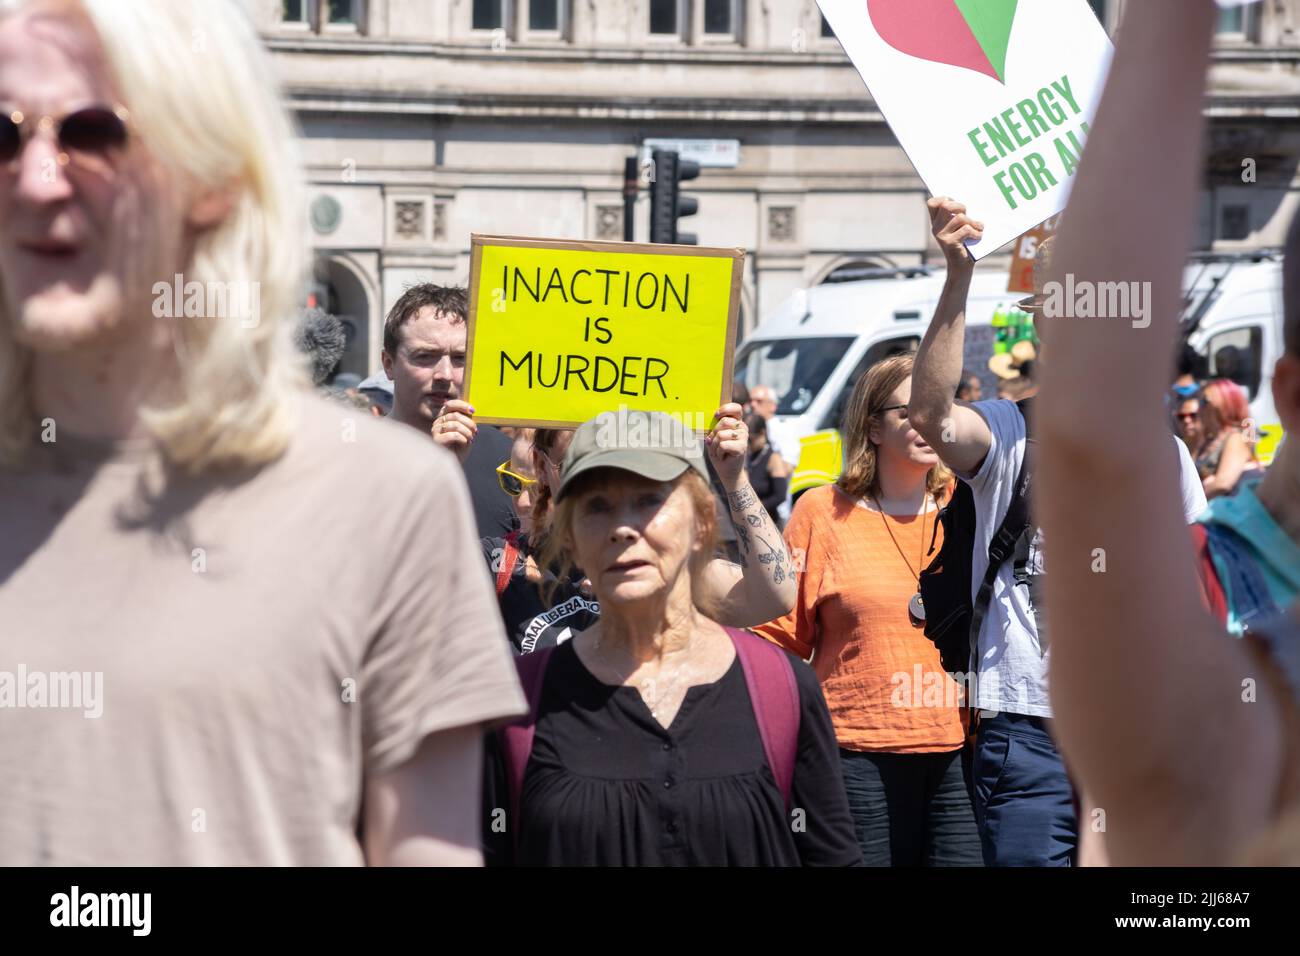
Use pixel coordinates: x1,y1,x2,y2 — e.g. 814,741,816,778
649,149,700,245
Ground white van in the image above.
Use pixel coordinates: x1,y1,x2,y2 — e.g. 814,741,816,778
736,257,1286,495
1182,253,1286,466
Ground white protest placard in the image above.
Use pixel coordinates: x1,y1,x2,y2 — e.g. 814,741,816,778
818,0,1113,259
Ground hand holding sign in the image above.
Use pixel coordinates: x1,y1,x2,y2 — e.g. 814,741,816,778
928,197,985,270
705,402,749,490
432,398,477,465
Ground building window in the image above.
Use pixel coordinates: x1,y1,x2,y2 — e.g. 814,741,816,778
1217,7,1245,35
325,0,359,25
281,0,363,31
1087,0,1105,25
529,0,560,32
649,0,680,36
1221,203,1251,241
704,0,733,35
1215,5,1257,41
473,0,507,31
820,14,834,38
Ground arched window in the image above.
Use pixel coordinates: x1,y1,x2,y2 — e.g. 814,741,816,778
307,258,373,379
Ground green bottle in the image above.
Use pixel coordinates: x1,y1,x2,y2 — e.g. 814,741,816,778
992,305,1010,353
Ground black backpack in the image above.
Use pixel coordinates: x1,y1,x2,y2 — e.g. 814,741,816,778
918,399,1038,674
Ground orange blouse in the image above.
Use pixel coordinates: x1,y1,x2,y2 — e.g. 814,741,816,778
754,484,967,753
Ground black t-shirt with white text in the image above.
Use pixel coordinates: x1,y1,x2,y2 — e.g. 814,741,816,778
482,533,600,654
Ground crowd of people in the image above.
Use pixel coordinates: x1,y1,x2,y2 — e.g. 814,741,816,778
0,0,1295,867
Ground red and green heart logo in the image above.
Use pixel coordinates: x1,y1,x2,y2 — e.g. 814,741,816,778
867,0,1020,84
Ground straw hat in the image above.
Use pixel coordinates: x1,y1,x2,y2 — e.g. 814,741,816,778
989,339,1038,380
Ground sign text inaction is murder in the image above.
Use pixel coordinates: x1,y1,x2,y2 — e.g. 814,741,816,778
465,236,744,429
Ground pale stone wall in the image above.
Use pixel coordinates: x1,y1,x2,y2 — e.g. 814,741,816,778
250,0,1300,374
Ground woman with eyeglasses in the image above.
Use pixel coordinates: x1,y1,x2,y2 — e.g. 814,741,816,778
753,354,981,866
483,404,798,656
495,428,539,535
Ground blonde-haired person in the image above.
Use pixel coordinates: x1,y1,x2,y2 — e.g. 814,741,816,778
0,0,525,865
482,408,860,866
755,354,981,866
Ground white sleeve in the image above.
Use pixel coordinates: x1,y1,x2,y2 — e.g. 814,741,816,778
963,399,1026,496
1174,435,1208,522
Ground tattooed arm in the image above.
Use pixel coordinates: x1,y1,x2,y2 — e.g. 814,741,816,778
696,404,798,627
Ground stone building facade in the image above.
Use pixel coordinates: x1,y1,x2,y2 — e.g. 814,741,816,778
249,0,1300,377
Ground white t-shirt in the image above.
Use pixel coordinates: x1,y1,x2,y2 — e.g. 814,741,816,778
962,399,1207,718
765,416,797,466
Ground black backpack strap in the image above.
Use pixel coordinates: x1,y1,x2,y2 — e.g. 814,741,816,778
967,402,1036,653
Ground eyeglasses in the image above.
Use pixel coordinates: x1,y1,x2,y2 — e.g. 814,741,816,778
496,460,538,498
0,105,130,166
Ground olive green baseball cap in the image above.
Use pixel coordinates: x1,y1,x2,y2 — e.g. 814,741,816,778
555,409,709,501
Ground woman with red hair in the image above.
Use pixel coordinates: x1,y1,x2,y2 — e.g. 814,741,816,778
1196,379,1261,498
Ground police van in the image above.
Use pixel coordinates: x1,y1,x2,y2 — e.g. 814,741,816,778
735,256,1286,498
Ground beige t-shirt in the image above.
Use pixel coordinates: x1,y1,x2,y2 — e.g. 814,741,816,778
0,393,526,865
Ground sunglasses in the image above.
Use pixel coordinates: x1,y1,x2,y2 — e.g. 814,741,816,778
1175,412,1200,422
496,460,538,498
877,404,908,415
0,105,130,166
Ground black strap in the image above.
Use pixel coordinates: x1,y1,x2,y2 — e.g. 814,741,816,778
967,402,1036,657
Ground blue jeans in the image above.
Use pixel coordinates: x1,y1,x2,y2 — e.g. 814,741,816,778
839,748,983,867
973,712,1078,866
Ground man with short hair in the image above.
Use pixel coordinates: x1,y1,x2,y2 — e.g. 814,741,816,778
749,384,778,420
381,284,516,538
908,199,1207,867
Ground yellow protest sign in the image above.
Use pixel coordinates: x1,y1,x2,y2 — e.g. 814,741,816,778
790,429,844,496
465,235,744,428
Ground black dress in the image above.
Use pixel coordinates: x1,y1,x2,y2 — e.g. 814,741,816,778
483,640,862,866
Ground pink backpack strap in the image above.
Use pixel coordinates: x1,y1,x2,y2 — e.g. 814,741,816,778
495,531,522,598
726,627,801,810
499,645,557,851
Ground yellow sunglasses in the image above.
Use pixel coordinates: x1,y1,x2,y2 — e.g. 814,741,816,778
496,460,538,497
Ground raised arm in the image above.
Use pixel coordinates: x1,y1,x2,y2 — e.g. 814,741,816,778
1039,0,1281,863
909,198,993,476
700,403,798,626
